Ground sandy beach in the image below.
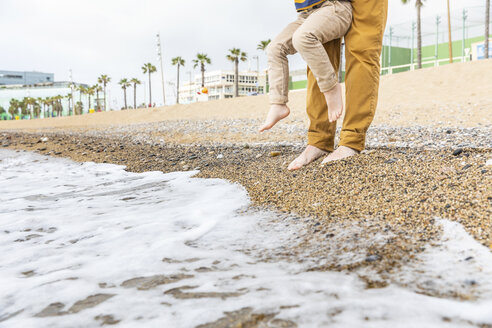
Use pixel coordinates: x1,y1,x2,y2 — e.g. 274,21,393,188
1,59,491,134
1,60,492,327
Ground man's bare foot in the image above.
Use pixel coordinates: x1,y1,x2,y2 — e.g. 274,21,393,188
259,104,290,132
323,83,343,123
321,145,359,165
288,145,328,171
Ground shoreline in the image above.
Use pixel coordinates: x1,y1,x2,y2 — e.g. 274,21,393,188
2,129,491,293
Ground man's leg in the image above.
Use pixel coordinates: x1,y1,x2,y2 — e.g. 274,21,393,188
288,39,341,171
326,0,388,162
321,0,388,163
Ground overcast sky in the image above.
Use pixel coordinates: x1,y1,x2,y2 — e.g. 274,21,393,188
0,0,487,107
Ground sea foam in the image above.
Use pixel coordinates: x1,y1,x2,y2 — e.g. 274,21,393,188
1,149,491,327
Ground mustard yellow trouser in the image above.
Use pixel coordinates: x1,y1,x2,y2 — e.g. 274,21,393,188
307,0,388,152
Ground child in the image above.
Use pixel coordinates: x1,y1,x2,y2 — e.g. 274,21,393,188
259,0,352,132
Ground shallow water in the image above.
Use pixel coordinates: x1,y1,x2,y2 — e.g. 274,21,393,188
0,149,491,328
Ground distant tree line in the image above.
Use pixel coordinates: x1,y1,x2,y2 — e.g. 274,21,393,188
1,96,66,120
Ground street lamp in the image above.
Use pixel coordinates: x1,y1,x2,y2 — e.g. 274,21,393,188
252,55,259,93
389,26,393,69
69,69,74,116
462,9,468,62
436,16,441,66
156,33,166,106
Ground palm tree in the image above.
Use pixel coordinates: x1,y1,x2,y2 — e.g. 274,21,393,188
86,86,95,110
65,94,73,116
49,96,62,117
75,102,83,115
94,84,103,111
8,99,20,119
193,53,212,88
171,57,185,104
257,39,271,52
20,98,29,118
97,75,111,111
129,78,141,109
446,0,453,63
227,48,248,97
33,100,41,118
78,85,87,113
26,97,39,119
23,97,34,119
142,63,157,107
257,40,271,92
36,97,45,118
119,78,131,109
57,95,64,116
486,0,490,59
42,97,51,117
402,0,424,68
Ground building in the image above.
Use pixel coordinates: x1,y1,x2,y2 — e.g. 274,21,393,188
0,70,54,86
178,70,265,104
0,82,90,119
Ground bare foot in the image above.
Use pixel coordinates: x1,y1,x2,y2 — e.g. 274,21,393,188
321,145,359,165
288,145,328,171
259,104,290,132
323,83,343,123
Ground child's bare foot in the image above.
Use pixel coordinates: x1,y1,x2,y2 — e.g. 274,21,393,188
259,104,290,132
288,145,328,171
323,83,343,123
321,145,359,165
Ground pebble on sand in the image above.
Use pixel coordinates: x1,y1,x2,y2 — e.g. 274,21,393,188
452,148,464,156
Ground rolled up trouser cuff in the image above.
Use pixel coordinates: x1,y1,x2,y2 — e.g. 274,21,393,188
269,96,289,105
338,130,366,152
318,78,338,93
307,131,335,153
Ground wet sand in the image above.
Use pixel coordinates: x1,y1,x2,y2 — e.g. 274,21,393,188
2,129,491,288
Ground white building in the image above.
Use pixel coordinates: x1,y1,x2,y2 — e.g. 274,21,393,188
178,70,266,104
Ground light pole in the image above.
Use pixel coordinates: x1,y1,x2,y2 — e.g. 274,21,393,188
436,16,441,66
69,69,74,116
462,9,468,62
143,81,146,107
389,26,393,70
187,71,194,103
252,55,259,93
156,33,166,106
486,0,490,59
411,22,416,69
446,0,453,63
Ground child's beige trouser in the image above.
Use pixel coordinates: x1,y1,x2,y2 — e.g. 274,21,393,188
267,0,352,105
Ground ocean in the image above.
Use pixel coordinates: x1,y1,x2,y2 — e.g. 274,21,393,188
1,149,491,327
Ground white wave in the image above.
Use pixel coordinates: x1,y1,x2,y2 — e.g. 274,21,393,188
0,149,491,328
